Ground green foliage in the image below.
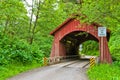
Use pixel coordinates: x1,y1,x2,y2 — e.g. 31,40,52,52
81,40,99,56
109,28,120,61
0,34,44,65
87,64,120,80
81,0,120,29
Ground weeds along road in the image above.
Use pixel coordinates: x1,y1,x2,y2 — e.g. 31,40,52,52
8,60,89,80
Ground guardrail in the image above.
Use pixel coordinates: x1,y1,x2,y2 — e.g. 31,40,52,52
43,55,80,65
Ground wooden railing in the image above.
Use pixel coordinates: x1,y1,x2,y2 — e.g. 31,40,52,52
43,55,80,65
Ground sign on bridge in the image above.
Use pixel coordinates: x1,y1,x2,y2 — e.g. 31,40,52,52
98,27,107,37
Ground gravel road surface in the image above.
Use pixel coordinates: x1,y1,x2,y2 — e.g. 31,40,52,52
8,60,89,80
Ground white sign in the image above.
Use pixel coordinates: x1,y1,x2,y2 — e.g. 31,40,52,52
98,27,107,37
79,44,82,51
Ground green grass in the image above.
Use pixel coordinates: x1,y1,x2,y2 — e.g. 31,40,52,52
0,62,43,80
87,64,120,80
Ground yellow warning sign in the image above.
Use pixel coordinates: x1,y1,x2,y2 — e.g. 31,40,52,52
43,57,48,66
90,57,95,68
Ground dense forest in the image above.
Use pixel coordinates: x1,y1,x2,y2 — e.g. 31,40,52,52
0,0,120,80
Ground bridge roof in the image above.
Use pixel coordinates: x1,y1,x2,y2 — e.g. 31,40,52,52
50,18,73,36
50,16,111,36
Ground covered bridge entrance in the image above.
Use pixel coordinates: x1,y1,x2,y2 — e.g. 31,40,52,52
50,17,112,63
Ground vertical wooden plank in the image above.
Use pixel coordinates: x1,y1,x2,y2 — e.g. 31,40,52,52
100,37,103,62
50,38,56,57
99,37,112,63
59,42,66,56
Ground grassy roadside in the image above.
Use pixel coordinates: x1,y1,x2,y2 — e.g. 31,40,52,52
87,63,120,80
0,62,43,80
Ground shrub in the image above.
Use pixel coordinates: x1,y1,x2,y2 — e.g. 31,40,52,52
109,28,120,61
81,40,99,56
0,34,44,65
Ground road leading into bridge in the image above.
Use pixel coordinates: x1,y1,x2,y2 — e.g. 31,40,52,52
8,60,89,80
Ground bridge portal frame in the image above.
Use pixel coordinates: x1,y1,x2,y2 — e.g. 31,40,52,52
50,17,112,63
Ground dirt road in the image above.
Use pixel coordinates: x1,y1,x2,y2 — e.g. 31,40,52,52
8,60,89,80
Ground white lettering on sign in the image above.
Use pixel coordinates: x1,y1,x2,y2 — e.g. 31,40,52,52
98,27,107,37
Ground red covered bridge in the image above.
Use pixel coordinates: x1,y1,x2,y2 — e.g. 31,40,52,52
50,16,112,63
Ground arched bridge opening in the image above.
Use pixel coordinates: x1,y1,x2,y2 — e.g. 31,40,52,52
60,31,99,58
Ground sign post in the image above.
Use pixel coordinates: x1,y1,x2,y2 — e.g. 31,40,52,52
98,27,107,63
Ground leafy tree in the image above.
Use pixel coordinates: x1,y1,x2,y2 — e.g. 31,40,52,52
80,0,120,30
0,0,29,35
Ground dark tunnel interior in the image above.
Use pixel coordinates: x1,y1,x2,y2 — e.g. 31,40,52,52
60,31,110,57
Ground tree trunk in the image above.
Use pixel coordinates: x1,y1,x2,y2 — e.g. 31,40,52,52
28,0,34,33
29,0,41,44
